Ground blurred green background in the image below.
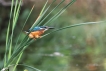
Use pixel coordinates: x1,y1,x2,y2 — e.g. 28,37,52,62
0,0,106,71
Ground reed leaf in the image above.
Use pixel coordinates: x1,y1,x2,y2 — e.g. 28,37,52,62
13,52,23,71
41,21,105,38
37,0,65,26
4,0,14,67
43,0,76,26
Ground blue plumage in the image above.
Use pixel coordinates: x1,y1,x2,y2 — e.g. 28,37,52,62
32,27,41,31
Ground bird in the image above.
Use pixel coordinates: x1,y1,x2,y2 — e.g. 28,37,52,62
25,26,54,39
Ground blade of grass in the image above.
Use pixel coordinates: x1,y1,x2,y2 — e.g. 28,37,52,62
50,0,76,23
37,0,65,26
13,52,23,71
13,0,22,30
43,0,76,26
41,21,105,38
12,0,18,30
4,23,10,67
4,0,14,67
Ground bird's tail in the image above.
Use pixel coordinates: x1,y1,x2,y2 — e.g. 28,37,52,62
24,31,29,34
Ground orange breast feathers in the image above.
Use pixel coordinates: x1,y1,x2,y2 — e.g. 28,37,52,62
28,30,45,39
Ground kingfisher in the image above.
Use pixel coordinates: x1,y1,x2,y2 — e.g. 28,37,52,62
25,26,54,39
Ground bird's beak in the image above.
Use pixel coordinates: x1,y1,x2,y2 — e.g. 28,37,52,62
48,27,54,29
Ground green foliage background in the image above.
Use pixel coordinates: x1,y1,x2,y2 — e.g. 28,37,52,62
0,0,106,71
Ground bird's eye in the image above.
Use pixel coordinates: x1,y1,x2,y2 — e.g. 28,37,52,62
44,26,48,28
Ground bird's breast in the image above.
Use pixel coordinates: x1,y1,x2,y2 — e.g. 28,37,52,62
29,30,45,39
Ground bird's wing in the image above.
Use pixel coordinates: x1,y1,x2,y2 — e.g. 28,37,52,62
30,27,41,32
